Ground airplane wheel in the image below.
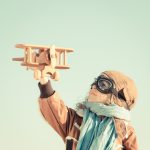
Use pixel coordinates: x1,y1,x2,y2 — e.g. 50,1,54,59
50,71,60,81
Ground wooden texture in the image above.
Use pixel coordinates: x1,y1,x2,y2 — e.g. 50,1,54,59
15,44,74,52
13,43,74,81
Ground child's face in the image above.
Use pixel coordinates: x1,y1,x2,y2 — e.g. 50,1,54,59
87,85,110,104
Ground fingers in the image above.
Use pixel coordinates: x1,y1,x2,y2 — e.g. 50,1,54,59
34,69,41,80
34,65,59,82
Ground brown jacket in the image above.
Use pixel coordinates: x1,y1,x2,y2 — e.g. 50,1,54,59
39,92,138,150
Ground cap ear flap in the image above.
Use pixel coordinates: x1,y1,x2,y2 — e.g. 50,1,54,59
122,88,130,101
119,88,135,109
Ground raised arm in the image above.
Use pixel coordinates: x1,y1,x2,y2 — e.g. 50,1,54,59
38,79,77,142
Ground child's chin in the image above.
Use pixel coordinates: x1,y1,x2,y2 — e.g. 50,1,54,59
87,98,99,103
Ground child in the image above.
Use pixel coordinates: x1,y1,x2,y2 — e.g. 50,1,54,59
38,70,138,150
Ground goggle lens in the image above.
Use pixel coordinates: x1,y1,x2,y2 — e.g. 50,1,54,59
97,79,113,91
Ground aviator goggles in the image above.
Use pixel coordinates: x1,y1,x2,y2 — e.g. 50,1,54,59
91,75,119,98
91,75,129,109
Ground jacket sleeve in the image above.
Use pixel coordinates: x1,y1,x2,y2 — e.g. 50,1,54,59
123,125,138,150
38,81,77,142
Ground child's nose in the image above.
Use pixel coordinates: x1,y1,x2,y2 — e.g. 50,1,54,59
91,85,96,89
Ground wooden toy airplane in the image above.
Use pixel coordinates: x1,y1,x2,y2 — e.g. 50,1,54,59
12,44,74,81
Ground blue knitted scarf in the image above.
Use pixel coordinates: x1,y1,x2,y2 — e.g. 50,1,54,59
76,101,130,150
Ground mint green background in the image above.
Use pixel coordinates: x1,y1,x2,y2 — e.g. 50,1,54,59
1,0,150,149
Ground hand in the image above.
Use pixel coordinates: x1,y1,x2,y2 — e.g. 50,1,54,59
33,66,49,85
31,49,59,82
39,76,49,85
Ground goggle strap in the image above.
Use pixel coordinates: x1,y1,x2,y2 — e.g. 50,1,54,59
111,88,118,97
